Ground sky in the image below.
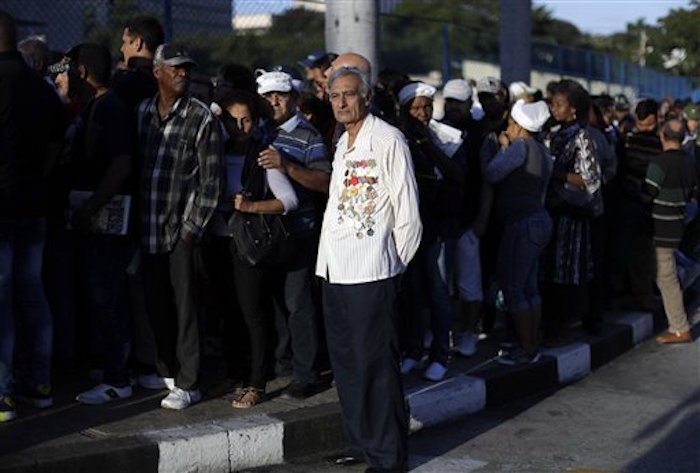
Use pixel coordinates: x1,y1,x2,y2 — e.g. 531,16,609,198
234,0,694,36
532,0,692,35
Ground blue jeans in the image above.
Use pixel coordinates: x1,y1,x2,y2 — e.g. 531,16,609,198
0,217,52,395
497,212,552,313
403,238,456,364
76,234,132,387
455,229,483,302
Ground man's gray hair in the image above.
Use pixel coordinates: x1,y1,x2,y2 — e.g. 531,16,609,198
328,66,371,98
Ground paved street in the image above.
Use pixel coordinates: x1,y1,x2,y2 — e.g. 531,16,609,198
246,332,699,473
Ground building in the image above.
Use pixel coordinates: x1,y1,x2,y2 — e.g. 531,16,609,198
0,0,232,52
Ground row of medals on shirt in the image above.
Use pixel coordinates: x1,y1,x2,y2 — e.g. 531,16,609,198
337,158,379,239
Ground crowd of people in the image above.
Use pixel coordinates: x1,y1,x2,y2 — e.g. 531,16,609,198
1,9,699,471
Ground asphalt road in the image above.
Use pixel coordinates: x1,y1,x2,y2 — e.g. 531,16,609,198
245,333,699,473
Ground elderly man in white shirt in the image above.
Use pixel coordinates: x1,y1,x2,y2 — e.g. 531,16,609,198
316,65,422,473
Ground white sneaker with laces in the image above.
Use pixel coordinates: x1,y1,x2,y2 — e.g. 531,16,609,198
400,357,419,374
456,332,478,357
423,361,448,382
160,387,201,410
138,374,175,391
76,383,133,405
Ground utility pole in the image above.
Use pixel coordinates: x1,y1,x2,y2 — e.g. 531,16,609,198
499,0,531,85
325,0,379,83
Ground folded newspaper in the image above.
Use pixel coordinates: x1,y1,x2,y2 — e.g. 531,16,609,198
428,119,464,158
67,190,131,235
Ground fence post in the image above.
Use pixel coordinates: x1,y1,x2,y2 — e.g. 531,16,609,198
163,0,172,42
557,45,565,78
442,22,450,86
585,50,592,92
499,0,531,84
604,55,611,94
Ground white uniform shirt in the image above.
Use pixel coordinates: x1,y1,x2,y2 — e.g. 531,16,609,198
316,114,422,284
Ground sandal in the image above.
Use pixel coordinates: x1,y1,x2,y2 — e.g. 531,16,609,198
231,387,263,409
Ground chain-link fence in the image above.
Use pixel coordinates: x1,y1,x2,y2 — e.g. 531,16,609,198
2,0,697,99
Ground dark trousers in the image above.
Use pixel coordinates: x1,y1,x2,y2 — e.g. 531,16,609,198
323,277,408,472
201,236,249,381
142,239,201,390
77,234,132,387
232,257,273,389
273,236,319,384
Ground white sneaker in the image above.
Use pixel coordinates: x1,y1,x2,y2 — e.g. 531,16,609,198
400,357,419,374
76,383,133,405
160,387,201,410
138,374,175,391
456,332,478,357
423,361,448,382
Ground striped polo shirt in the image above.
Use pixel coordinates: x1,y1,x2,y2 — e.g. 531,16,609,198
273,113,330,234
644,149,697,248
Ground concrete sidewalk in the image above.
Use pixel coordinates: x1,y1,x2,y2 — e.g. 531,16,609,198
0,308,672,473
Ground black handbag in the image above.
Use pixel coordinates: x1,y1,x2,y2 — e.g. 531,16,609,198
229,210,291,267
228,147,291,267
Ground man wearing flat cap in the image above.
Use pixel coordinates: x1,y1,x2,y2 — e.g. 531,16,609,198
136,43,222,410
255,69,330,400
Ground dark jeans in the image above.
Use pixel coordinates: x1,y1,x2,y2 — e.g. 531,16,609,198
0,217,52,395
200,236,249,381
323,277,408,472
142,239,201,390
402,238,455,364
497,211,552,313
76,234,132,387
231,256,273,389
609,196,654,298
272,235,319,384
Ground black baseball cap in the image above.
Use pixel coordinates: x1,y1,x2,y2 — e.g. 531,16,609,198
153,43,196,68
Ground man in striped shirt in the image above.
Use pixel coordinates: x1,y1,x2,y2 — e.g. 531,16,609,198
316,65,422,473
643,119,696,344
255,70,331,399
137,44,222,409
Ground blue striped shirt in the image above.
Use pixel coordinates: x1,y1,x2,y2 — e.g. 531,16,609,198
273,113,331,233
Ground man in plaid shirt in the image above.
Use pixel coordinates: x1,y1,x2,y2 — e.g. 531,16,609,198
137,43,222,410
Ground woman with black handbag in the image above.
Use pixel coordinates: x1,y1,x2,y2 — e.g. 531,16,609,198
210,89,298,409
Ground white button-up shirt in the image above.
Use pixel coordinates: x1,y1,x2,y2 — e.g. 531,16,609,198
316,114,422,284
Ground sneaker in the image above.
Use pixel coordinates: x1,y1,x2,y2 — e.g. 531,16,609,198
400,357,419,374
76,383,133,405
498,350,541,366
138,374,175,391
160,387,201,410
423,361,448,382
280,381,313,400
15,383,53,408
456,333,478,357
0,396,17,423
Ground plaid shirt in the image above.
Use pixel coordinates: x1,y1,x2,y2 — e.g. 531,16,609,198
137,94,222,254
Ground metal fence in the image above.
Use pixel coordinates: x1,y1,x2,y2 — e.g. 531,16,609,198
2,0,697,100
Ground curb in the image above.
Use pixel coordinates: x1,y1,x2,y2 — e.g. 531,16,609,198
1,310,659,473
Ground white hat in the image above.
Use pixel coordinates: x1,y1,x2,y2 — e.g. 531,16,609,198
398,82,437,106
256,70,293,95
442,79,473,102
510,99,550,132
509,81,537,101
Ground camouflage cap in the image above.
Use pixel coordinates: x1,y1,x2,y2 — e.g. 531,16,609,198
684,103,700,121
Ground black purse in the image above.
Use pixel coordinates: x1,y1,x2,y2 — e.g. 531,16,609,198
228,148,291,267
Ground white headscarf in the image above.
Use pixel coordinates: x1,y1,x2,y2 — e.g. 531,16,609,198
510,99,550,132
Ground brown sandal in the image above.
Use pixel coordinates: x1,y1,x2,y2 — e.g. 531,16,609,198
231,387,263,409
